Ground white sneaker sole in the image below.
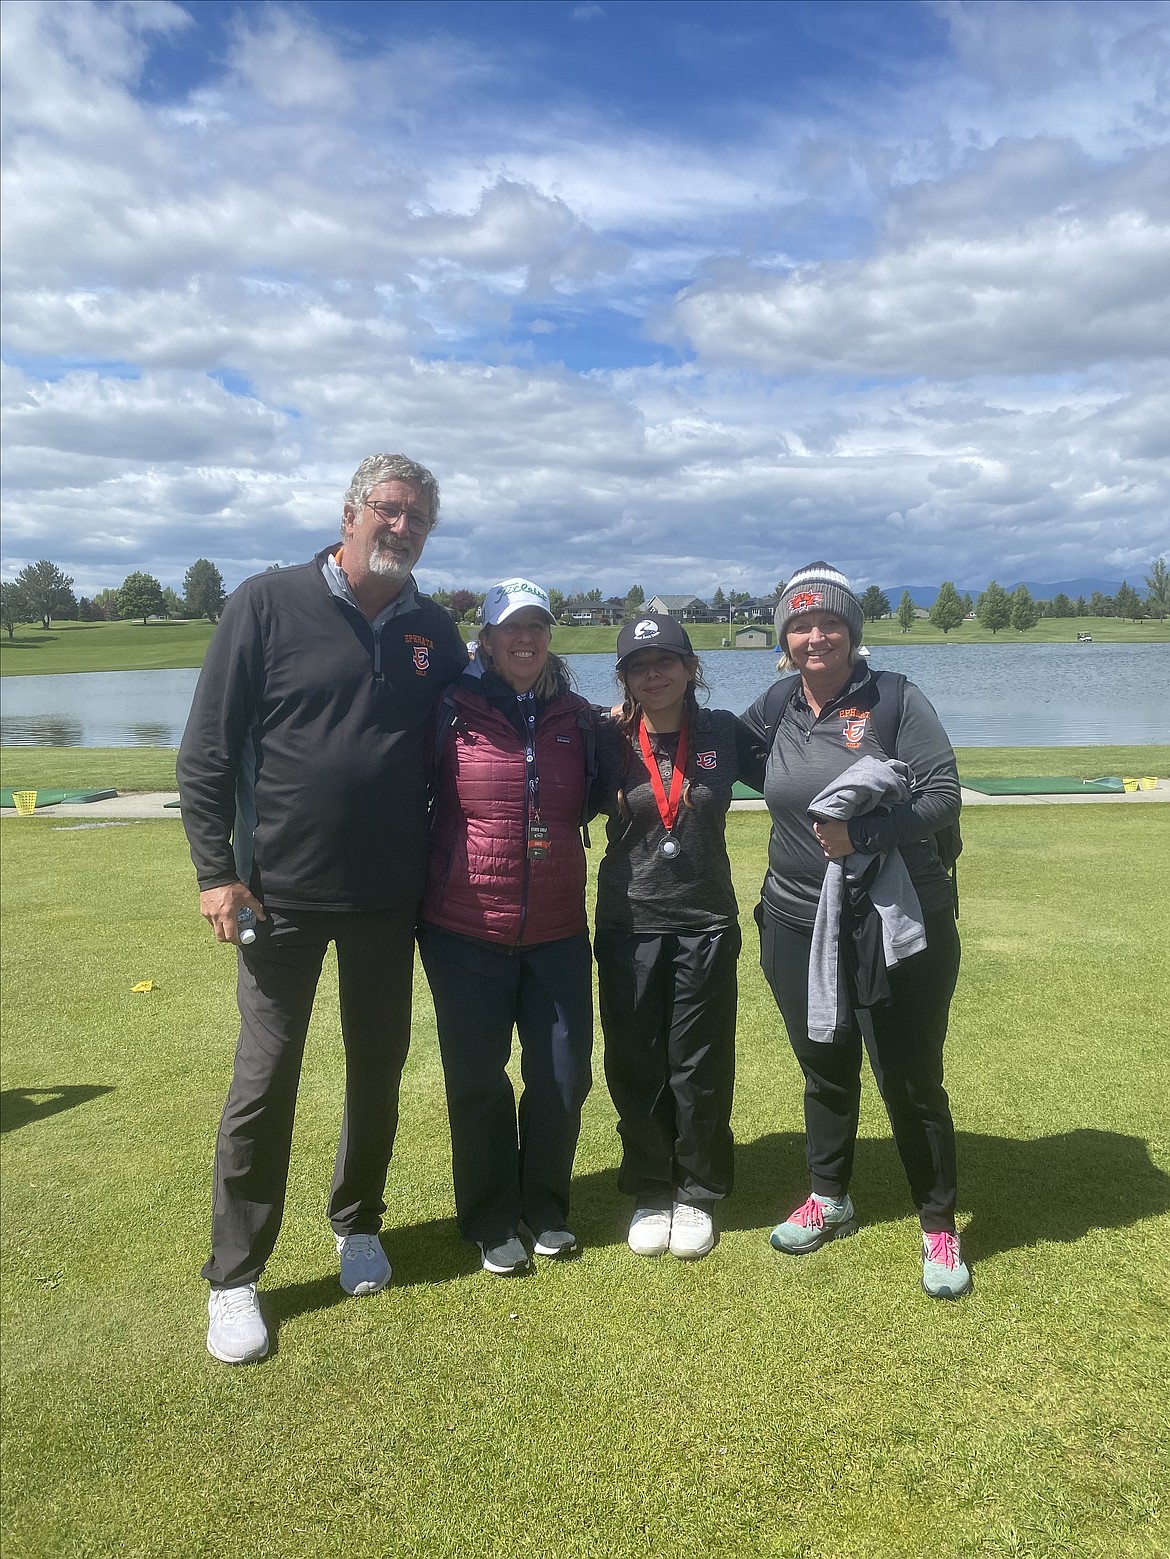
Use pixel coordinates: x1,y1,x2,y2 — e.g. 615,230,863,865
206,1334,268,1365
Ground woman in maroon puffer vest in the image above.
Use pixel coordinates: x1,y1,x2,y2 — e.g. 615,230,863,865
418,579,596,1277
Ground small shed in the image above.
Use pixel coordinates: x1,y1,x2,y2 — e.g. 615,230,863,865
734,626,773,649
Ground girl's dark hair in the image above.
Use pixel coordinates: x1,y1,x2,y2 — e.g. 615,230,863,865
614,655,708,821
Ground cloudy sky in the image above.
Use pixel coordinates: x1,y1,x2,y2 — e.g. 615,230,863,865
2,0,1168,602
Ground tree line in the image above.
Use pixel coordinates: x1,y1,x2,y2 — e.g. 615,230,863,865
0,559,228,639
3,556,1167,641
859,560,1169,634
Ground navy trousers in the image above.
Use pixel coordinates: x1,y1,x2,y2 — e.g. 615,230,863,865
758,905,961,1233
417,925,594,1245
203,904,417,1288
596,927,739,1209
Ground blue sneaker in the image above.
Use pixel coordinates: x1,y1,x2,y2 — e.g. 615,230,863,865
336,1233,392,1296
770,1193,857,1254
921,1231,971,1298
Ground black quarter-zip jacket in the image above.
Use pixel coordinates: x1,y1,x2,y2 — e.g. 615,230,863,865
177,548,467,912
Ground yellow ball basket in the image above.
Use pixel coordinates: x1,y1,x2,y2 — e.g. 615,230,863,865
1140,777,1158,790
13,790,38,815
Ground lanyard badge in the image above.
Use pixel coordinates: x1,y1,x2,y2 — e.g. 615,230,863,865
638,718,688,859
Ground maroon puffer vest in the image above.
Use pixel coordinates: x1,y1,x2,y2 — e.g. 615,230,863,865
421,683,592,947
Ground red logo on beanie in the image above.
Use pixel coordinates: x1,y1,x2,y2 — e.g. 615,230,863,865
789,590,824,613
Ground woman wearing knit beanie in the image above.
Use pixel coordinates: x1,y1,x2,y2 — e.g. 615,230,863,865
739,563,970,1299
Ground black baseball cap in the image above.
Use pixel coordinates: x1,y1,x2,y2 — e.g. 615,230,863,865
615,614,695,668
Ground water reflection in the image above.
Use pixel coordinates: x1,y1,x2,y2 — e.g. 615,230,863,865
1,646,1168,748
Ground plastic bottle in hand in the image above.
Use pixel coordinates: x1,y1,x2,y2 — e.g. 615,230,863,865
237,907,257,945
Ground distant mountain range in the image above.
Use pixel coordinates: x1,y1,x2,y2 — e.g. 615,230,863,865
886,578,1126,609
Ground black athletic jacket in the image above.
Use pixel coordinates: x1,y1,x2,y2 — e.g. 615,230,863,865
177,549,466,912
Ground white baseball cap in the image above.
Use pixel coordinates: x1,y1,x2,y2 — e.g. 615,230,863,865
481,579,554,627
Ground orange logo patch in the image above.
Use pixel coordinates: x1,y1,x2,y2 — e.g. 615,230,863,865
789,590,824,613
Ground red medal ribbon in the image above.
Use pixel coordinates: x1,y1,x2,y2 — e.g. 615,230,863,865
638,718,688,839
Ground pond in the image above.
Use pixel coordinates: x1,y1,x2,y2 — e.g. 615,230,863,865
1,644,1168,748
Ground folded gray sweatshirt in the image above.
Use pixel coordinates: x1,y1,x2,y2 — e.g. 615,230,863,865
806,756,927,1044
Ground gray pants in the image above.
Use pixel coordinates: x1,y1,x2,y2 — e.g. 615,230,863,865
202,904,417,1288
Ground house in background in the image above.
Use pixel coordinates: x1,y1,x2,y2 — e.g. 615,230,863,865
645,594,715,623
564,597,623,626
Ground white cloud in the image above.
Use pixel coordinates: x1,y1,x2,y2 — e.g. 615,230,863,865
666,213,1170,377
2,0,1168,601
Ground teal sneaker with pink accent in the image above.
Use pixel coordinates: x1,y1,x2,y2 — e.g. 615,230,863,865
769,1192,857,1254
921,1230,971,1298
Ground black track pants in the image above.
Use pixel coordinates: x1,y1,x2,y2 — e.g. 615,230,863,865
758,906,960,1233
417,926,594,1246
597,926,740,1209
203,904,417,1288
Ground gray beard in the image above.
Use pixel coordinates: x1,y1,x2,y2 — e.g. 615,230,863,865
368,542,412,579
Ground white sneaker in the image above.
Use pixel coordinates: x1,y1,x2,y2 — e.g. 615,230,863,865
336,1233,392,1296
628,1206,672,1257
207,1283,269,1364
669,1203,715,1260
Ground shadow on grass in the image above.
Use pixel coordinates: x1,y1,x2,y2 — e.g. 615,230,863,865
716,1127,1170,1261
0,1084,114,1134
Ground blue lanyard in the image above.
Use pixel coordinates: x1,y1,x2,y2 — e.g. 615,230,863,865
519,691,540,814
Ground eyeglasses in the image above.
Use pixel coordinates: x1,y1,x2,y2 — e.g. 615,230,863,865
363,500,433,534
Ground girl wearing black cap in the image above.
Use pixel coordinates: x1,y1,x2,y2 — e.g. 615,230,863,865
739,563,969,1298
594,614,748,1260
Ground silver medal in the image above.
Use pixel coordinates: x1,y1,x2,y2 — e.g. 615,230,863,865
659,835,681,859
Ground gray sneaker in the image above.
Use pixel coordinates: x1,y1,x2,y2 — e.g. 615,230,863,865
336,1233,392,1296
207,1283,269,1364
479,1236,529,1275
921,1231,972,1299
769,1193,858,1254
520,1224,577,1259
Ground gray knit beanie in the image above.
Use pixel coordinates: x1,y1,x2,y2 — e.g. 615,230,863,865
774,563,864,646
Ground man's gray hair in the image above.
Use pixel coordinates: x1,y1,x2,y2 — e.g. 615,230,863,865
342,454,440,533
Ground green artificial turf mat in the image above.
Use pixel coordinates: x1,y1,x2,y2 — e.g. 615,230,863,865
0,787,118,809
960,775,1126,795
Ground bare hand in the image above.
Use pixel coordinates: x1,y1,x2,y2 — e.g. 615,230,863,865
812,818,853,859
199,882,266,945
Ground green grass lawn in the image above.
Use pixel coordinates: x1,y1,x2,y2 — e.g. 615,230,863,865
2,808,1167,1556
3,744,1168,798
3,613,1167,675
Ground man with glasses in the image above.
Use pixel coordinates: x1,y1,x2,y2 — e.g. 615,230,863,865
178,453,467,1364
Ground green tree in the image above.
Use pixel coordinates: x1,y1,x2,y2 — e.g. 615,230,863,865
1050,592,1075,618
1114,580,1142,622
118,571,166,625
585,588,603,604
547,587,565,620
1011,584,1038,633
92,587,121,621
13,559,76,628
896,590,916,634
1075,595,1087,616
161,587,185,617
929,581,965,634
1143,558,1168,621
961,592,975,616
976,580,1011,634
861,585,890,621
1,580,33,640
623,584,645,620
183,559,227,622
711,586,726,610
1088,591,1114,617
